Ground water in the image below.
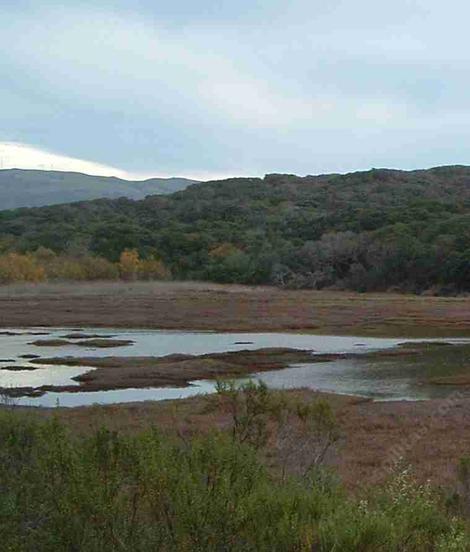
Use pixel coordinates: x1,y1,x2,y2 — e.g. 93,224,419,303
1,328,469,407
255,360,461,402
0,328,419,361
13,381,218,408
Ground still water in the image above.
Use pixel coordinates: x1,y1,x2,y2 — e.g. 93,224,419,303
0,328,469,407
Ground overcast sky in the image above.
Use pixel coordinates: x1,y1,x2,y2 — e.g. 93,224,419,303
2,1,470,180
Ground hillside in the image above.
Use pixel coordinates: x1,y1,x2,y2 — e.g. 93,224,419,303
0,169,198,209
0,165,469,292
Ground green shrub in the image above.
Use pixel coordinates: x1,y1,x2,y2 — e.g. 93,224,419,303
0,410,467,551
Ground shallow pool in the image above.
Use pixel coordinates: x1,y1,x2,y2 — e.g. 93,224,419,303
1,328,469,406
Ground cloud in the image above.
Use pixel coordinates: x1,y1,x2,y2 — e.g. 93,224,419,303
2,1,470,177
1,6,413,130
0,142,129,178
0,142,247,181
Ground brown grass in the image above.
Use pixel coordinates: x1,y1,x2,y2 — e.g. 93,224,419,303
29,338,133,348
14,390,470,492
4,348,317,396
0,280,468,336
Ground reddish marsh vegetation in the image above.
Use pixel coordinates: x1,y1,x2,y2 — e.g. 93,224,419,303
0,281,468,336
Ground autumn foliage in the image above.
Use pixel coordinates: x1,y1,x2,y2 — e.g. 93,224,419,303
0,248,169,284
119,249,170,281
0,253,45,284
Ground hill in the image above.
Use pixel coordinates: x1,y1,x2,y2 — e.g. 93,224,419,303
0,169,198,209
0,165,469,292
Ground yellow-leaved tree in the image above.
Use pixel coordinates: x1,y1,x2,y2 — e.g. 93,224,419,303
118,249,170,281
0,253,46,284
118,249,141,281
138,256,170,280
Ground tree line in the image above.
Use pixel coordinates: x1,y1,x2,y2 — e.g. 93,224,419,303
0,248,169,284
0,166,469,293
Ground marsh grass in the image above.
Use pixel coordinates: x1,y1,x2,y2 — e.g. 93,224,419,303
0,402,468,551
360,343,470,386
0,281,469,336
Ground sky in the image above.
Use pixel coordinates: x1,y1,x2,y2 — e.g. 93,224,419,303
2,0,470,180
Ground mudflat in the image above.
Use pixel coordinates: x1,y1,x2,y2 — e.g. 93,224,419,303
0,281,469,336
2,348,318,396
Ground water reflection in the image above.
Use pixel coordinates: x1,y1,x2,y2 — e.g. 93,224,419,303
1,328,469,407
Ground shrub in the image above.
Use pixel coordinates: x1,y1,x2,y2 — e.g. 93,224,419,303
80,256,119,280
118,248,140,281
0,411,467,550
138,256,170,280
0,252,45,284
212,381,340,478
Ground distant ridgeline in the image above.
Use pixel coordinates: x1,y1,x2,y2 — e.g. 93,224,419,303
0,166,469,293
0,169,198,209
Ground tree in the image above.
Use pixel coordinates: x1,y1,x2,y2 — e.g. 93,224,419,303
118,249,140,281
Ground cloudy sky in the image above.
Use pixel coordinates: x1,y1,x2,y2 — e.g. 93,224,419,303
2,1,470,180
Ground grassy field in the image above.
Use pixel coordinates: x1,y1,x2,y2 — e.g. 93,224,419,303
0,280,469,336
12,387,470,493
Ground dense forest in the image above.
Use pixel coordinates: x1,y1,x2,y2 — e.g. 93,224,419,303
0,166,469,293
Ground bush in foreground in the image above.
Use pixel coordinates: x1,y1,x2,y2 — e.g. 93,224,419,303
0,408,467,551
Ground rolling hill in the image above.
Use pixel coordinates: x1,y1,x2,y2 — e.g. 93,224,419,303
0,165,469,292
0,169,198,209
